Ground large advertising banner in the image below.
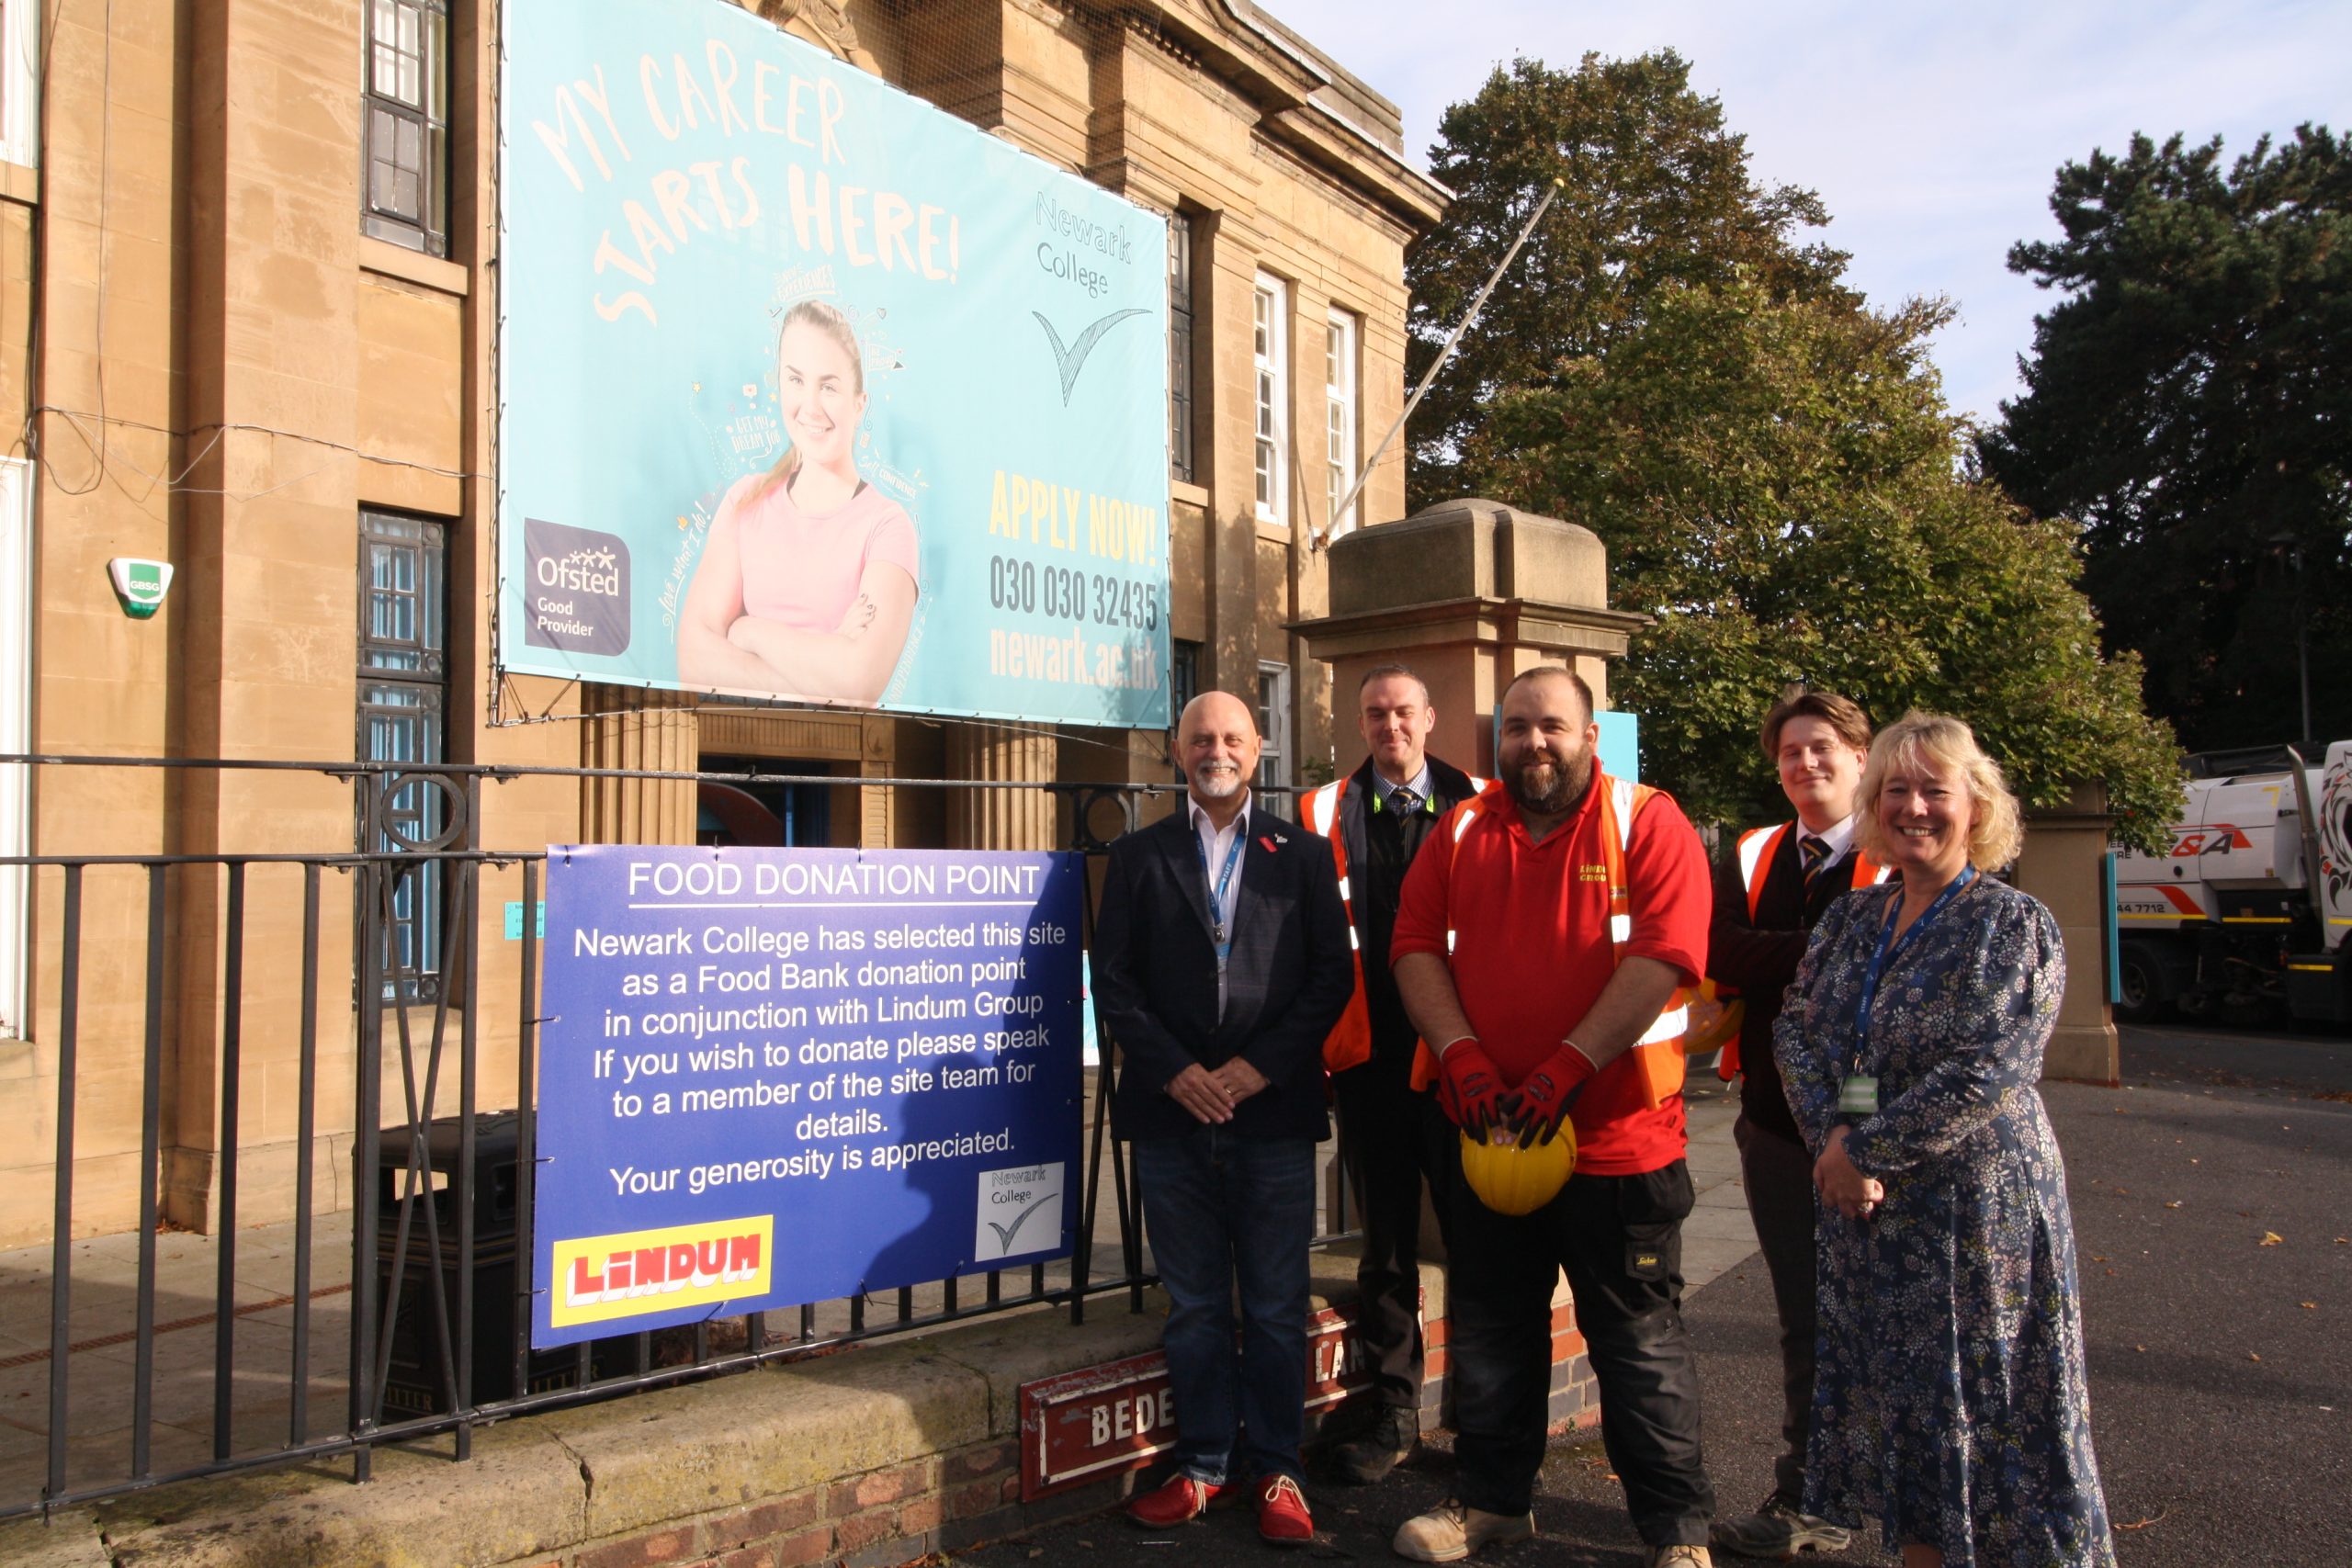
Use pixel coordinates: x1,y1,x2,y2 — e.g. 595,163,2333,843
530,846,1084,1348
499,0,1172,728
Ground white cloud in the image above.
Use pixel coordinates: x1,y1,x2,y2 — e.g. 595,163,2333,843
1263,0,2352,427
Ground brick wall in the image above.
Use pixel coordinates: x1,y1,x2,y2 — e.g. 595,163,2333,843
476,1296,1598,1568
0,1247,1620,1566
499,1438,1048,1568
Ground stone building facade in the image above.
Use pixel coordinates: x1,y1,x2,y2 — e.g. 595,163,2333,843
0,0,1444,1245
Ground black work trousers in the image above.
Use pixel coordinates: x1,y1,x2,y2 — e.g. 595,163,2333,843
1447,1159,1713,1546
1332,1052,1458,1412
1733,1112,1820,1503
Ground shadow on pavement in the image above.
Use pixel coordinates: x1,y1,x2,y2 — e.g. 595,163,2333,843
950,1066,2349,1567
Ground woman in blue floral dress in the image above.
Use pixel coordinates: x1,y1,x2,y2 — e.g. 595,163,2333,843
1772,712,2113,1568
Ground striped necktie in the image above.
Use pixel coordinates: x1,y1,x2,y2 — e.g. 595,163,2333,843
1389,785,1421,816
1799,834,1831,886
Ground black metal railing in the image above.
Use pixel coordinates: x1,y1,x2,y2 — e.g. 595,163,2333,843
0,753,1341,1519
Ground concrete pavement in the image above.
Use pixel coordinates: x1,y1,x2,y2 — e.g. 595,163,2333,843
9,1024,2338,1563
950,1026,2352,1565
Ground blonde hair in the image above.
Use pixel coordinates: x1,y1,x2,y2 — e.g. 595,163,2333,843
1855,710,2025,871
752,299,865,502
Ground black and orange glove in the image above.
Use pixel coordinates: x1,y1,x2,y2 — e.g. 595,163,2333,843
1435,1038,1509,1138
1507,1042,1597,1145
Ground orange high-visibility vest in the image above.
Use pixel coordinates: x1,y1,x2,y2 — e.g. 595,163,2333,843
1302,771,1487,1074
1408,774,1691,1111
1713,821,1889,1079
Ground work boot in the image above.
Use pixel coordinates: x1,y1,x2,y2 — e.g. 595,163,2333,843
1333,1404,1419,1483
1648,1548,1713,1568
1709,1490,1853,1559
1390,1498,1535,1562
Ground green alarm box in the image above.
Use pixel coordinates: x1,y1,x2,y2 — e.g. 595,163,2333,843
107,558,174,619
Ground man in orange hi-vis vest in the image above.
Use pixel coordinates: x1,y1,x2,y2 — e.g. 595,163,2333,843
1704,690,1879,1563
1299,664,1485,1485
1388,667,1717,1568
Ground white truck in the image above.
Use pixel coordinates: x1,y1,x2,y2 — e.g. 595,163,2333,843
2111,741,2352,1025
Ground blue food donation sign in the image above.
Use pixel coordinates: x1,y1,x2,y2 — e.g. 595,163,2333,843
532,846,1084,1348
498,0,1171,728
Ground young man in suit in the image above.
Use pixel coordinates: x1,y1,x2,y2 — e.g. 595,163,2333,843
1300,665,1486,1483
1094,688,1355,1547
1706,689,1877,1562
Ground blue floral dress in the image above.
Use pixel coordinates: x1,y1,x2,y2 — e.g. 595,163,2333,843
1772,875,2114,1567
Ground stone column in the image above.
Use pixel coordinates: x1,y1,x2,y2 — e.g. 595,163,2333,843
856,714,899,849
946,725,1058,851
1294,500,1652,775
2011,782,2122,1085
580,687,698,845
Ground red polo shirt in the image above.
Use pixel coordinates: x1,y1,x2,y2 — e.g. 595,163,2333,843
1390,777,1711,1175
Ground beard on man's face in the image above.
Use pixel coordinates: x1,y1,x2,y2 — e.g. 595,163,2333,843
1190,757,1245,799
1504,743,1592,817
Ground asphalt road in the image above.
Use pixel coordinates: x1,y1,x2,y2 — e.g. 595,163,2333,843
954,1026,2349,1566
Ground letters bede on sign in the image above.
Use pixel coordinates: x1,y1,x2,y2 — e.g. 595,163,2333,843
497,0,1171,728
1017,1306,1392,1499
531,846,1085,1348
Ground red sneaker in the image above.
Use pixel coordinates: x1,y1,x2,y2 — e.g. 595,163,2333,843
1128,1473,1223,1529
1255,1473,1315,1546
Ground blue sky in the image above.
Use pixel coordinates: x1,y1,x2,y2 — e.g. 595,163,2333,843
1263,0,2352,430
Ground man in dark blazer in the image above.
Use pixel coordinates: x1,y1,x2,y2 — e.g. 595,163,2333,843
1096,688,1354,1547
1705,689,1879,1562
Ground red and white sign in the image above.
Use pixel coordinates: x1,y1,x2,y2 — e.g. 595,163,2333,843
1017,1303,1396,1499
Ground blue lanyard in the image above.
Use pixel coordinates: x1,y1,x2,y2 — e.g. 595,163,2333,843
1195,821,1247,960
1852,867,1976,1055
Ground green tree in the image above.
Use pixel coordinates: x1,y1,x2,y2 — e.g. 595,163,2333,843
1405,51,1850,506
1476,276,2181,849
1978,127,2352,753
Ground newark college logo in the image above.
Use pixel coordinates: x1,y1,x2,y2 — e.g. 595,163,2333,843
973,1161,1063,1264
523,517,631,657
550,1216,773,1329
1031,309,1148,405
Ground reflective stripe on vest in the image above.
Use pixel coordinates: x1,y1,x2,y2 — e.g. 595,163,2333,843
1407,773,1690,1108
1306,772,1488,1074
1599,777,1689,1111
1736,821,1890,919
1301,780,1374,1073
1442,791,1485,954
1408,784,1505,1091
1738,823,1793,920
1716,820,1893,1078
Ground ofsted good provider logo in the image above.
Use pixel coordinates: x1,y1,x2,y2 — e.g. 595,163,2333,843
524,516,632,656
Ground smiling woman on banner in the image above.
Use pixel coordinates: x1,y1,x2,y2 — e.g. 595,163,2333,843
678,299,921,705
1772,711,2115,1568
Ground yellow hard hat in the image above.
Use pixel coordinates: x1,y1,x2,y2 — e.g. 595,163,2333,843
1458,1122,1576,1216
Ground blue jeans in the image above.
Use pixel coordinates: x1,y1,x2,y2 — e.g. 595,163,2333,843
1134,1126,1317,1484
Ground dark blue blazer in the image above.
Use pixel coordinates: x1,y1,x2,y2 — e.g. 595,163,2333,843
1094,799,1353,1142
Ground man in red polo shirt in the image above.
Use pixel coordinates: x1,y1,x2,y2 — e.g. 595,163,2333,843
1387,667,1717,1568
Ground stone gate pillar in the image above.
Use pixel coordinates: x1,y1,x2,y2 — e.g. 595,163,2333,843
2012,782,2123,1085
1294,500,1651,775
